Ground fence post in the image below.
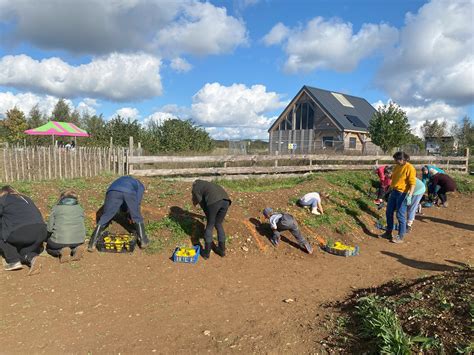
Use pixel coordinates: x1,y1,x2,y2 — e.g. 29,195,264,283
465,147,470,174
128,136,134,174
3,148,8,182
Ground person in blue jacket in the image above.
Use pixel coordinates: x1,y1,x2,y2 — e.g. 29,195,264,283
421,165,445,193
88,176,149,251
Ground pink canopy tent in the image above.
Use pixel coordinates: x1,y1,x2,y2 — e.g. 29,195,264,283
24,121,89,144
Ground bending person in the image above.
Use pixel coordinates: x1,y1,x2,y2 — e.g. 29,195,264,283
380,152,416,244
262,208,313,254
46,190,86,263
88,176,149,251
298,192,325,215
374,165,392,204
192,180,232,259
431,173,456,207
0,186,47,275
421,165,445,191
406,178,426,232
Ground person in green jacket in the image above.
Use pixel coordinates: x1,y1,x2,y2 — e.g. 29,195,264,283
46,190,86,263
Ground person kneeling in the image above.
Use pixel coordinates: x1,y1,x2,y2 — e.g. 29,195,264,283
88,176,149,251
262,208,313,254
297,192,325,215
46,190,86,263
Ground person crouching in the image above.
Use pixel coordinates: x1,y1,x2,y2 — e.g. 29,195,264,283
297,192,325,215
262,208,313,254
46,190,86,263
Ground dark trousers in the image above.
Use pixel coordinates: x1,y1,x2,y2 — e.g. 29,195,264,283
98,191,143,227
202,200,230,245
275,215,308,247
0,224,47,263
437,188,449,204
46,240,84,257
376,186,390,200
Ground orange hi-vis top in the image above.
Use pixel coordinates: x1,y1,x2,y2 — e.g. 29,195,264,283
390,162,416,193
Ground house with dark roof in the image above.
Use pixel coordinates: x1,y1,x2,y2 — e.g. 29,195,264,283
268,85,378,154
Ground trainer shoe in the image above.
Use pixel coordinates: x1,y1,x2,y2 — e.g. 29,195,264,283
311,207,321,215
4,261,23,271
271,236,280,246
391,236,404,244
71,245,85,262
303,241,313,254
28,256,42,276
59,247,72,263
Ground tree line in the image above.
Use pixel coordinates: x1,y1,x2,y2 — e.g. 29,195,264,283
0,99,215,154
368,102,473,155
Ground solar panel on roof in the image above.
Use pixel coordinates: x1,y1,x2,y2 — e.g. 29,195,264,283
345,115,367,128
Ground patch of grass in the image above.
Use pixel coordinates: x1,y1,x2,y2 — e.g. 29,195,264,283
335,224,350,235
145,217,193,254
11,181,34,195
304,213,340,228
451,172,474,193
216,175,310,192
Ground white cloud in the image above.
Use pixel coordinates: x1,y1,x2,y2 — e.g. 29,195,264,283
0,91,67,118
153,1,248,57
143,111,178,127
377,0,474,106
170,57,192,73
0,53,162,101
262,23,290,46
191,82,286,129
0,0,247,57
263,16,398,73
115,107,140,120
372,99,465,136
205,126,271,140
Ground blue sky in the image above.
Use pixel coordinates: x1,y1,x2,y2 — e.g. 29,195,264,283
0,0,472,139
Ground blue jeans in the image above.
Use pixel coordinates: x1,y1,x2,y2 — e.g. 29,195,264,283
386,190,407,238
98,191,143,226
407,194,423,223
298,198,318,208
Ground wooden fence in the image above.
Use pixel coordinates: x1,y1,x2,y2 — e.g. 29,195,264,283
0,146,128,182
129,150,469,177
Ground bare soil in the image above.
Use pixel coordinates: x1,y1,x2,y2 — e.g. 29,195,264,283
1,177,473,354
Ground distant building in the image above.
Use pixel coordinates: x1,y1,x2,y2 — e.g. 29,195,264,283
268,85,379,154
425,136,456,155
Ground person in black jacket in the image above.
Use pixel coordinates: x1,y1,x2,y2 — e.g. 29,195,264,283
0,186,47,275
88,176,149,251
192,180,232,259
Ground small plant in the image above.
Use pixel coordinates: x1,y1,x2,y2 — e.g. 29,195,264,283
355,295,412,354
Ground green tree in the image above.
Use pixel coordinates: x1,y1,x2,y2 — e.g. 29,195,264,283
451,116,473,152
51,98,71,122
368,103,411,153
69,109,81,125
105,115,142,147
79,112,107,146
155,119,214,153
1,107,28,143
420,119,447,139
27,104,48,146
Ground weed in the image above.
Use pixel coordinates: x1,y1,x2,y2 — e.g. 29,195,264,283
450,173,474,193
304,213,340,228
409,307,434,320
145,217,193,254
11,181,34,195
355,295,412,354
335,224,349,235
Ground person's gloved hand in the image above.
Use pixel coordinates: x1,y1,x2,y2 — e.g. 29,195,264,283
406,194,412,206
434,185,441,193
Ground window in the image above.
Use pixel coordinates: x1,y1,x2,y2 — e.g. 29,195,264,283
323,136,333,148
349,137,357,149
307,106,314,129
331,92,354,107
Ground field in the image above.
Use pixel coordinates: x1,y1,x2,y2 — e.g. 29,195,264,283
1,171,473,353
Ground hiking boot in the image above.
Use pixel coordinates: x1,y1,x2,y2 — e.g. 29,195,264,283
59,247,72,263
311,207,321,215
71,244,85,262
215,241,226,257
379,231,392,239
28,256,42,276
88,224,104,252
302,241,313,254
135,222,150,249
4,261,23,271
391,236,404,244
201,242,212,259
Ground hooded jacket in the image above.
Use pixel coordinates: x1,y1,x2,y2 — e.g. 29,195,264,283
421,165,446,186
376,165,392,189
47,197,86,245
192,180,231,209
0,194,45,241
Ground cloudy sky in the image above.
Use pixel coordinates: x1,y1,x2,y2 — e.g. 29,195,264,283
0,0,473,139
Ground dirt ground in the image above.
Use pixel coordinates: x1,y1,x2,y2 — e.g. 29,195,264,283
1,180,473,354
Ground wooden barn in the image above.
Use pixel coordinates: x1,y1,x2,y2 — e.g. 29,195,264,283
268,85,378,154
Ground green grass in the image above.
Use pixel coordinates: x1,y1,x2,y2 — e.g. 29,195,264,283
216,175,310,192
451,172,474,193
145,216,194,254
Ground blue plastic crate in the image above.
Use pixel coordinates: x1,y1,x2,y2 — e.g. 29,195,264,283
172,245,200,264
